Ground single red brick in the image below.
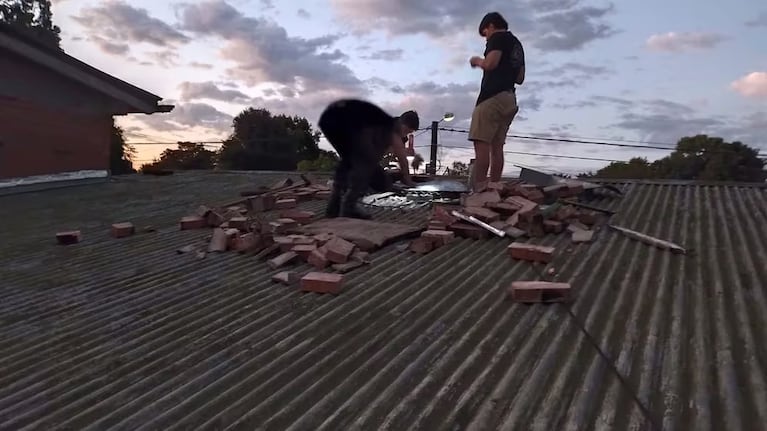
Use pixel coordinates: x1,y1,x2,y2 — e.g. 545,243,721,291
422,230,455,247
450,222,489,240
180,216,207,230
268,251,299,269
208,228,229,252
274,236,295,252
272,271,300,285
196,205,212,217
463,190,502,207
308,246,330,269
509,281,571,303
543,220,564,234
292,236,318,246
432,205,460,226
234,232,260,253
111,222,135,238
229,216,249,231
572,229,595,244
553,205,577,222
313,232,334,245
486,202,521,215
506,212,520,227
292,244,318,259
351,250,371,263
409,237,434,254
56,230,81,245
579,211,598,226
325,237,357,264
567,221,589,232
463,207,501,223
275,198,297,209
507,242,555,263
428,220,448,231
205,211,225,227
301,272,344,295
279,210,315,224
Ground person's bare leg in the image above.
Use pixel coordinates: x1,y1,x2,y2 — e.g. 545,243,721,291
489,141,504,182
472,140,490,192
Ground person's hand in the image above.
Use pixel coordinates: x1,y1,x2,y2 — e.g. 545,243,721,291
469,56,483,68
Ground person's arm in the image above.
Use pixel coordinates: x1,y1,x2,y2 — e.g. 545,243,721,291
470,34,504,71
390,133,416,187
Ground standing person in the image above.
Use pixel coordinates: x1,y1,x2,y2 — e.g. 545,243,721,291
318,99,419,219
468,12,525,192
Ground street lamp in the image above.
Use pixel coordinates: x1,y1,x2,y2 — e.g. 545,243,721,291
429,112,455,175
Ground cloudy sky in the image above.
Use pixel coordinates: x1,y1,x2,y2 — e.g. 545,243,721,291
51,0,767,175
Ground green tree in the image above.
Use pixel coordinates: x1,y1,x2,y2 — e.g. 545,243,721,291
297,150,339,172
590,135,766,182
218,107,321,171
0,1,61,49
142,142,217,171
110,123,136,175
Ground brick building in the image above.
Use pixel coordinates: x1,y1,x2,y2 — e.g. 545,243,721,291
0,24,172,191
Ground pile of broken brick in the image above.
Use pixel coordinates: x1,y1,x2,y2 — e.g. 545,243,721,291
407,180,605,304
175,179,370,295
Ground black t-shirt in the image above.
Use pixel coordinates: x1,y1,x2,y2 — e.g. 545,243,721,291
476,31,525,106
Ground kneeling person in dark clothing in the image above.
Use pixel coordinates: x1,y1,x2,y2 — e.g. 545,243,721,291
319,99,419,219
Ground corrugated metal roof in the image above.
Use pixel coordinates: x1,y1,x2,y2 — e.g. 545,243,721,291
1,171,766,430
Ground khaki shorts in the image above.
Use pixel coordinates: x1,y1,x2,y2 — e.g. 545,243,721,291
468,91,519,144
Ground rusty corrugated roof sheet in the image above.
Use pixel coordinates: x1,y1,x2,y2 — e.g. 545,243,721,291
1,171,766,430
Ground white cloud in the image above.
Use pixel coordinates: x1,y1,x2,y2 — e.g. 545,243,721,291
645,31,726,52
731,72,767,99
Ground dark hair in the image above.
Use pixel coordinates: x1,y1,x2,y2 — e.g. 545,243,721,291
478,12,508,36
400,110,420,130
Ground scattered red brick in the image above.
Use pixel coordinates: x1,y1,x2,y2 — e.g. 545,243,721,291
180,216,207,230
507,242,555,263
313,232,334,246
463,207,501,224
463,190,501,207
301,272,344,295
553,205,577,222
208,228,230,252
450,222,489,240
205,211,225,227
579,211,598,226
509,281,571,303
111,222,135,238
325,237,357,264
308,246,330,269
410,237,434,254
274,236,295,252
275,198,297,209
279,210,315,224
543,220,564,234
268,251,299,269
234,232,260,253
56,230,81,245
486,202,521,215
229,217,249,231
422,230,455,247
292,244,318,259
272,271,300,285
432,205,459,226
572,229,595,244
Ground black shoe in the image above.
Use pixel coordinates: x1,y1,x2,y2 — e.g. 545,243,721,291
340,191,372,219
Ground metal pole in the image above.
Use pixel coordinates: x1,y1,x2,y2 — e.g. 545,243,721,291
430,120,438,175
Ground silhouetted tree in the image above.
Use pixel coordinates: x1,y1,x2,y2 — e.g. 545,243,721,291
218,108,321,171
110,124,136,174
586,135,766,182
141,142,216,171
297,150,339,172
0,1,61,49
